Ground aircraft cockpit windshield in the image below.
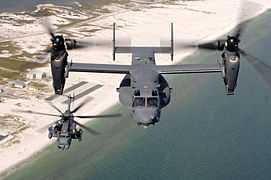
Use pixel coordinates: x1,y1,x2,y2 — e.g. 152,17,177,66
59,135,69,138
147,97,158,107
133,97,145,107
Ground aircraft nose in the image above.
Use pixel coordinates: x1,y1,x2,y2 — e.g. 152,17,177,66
58,138,70,149
133,108,159,126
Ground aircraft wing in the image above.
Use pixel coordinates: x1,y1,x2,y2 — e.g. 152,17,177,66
156,63,222,74
69,63,131,74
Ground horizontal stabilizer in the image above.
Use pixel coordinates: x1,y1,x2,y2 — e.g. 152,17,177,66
115,47,172,54
113,22,173,60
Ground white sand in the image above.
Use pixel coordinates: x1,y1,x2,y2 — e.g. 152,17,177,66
0,0,270,174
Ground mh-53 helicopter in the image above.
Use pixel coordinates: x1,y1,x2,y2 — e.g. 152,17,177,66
16,95,121,150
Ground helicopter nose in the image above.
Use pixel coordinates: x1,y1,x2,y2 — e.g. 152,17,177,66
58,137,70,149
133,108,159,126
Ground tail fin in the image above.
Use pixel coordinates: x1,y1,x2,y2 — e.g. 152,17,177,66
113,22,116,61
171,22,173,61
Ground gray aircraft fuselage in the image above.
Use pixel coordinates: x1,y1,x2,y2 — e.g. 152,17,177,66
117,48,171,127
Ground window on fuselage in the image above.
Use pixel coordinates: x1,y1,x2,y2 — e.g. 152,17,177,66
133,97,145,107
147,97,158,107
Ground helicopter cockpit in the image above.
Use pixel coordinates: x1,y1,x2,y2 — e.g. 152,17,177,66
133,97,145,107
132,97,159,108
132,89,159,108
132,94,160,126
147,97,158,107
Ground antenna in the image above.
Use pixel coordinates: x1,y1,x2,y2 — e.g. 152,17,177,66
113,22,116,61
171,22,174,61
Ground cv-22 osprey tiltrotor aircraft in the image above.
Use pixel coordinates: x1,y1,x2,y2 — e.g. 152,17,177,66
51,22,271,128
63,23,223,128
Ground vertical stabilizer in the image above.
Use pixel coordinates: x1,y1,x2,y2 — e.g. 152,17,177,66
171,23,174,61
113,23,116,61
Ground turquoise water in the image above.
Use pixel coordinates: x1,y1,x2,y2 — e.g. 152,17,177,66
1,9,271,180
0,0,96,13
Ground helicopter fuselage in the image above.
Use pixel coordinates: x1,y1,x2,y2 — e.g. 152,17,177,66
48,117,82,150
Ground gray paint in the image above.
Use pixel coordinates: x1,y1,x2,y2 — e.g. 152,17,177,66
68,23,222,127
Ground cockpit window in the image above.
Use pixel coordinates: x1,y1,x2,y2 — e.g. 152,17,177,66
133,97,145,107
152,89,158,96
147,97,158,107
59,135,69,138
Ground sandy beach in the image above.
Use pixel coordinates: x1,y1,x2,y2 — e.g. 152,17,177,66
0,0,270,174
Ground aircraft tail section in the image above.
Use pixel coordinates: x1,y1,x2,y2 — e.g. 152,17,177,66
113,23,174,61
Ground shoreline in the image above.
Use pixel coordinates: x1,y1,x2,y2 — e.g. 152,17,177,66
0,0,271,175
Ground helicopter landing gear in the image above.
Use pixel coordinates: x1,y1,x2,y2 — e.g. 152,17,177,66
48,126,53,139
77,129,83,142
48,132,53,139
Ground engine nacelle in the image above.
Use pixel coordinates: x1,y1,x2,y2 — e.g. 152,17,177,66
222,52,240,95
50,50,68,94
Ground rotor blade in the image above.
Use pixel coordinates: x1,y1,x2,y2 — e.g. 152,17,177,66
72,38,130,50
239,49,271,87
12,109,61,117
64,39,112,50
46,101,64,115
49,32,55,39
42,47,51,53
234,0,262,40
71,97,92,114
74,114,122,119
174,39,226,51
234,20,249,40
79,39,110,48
37,120,59,133
197,41,219,51
73,120,100,135
42,21,55,39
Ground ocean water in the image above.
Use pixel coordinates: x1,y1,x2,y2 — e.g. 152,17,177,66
0,0,96,13
1,9,271,180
